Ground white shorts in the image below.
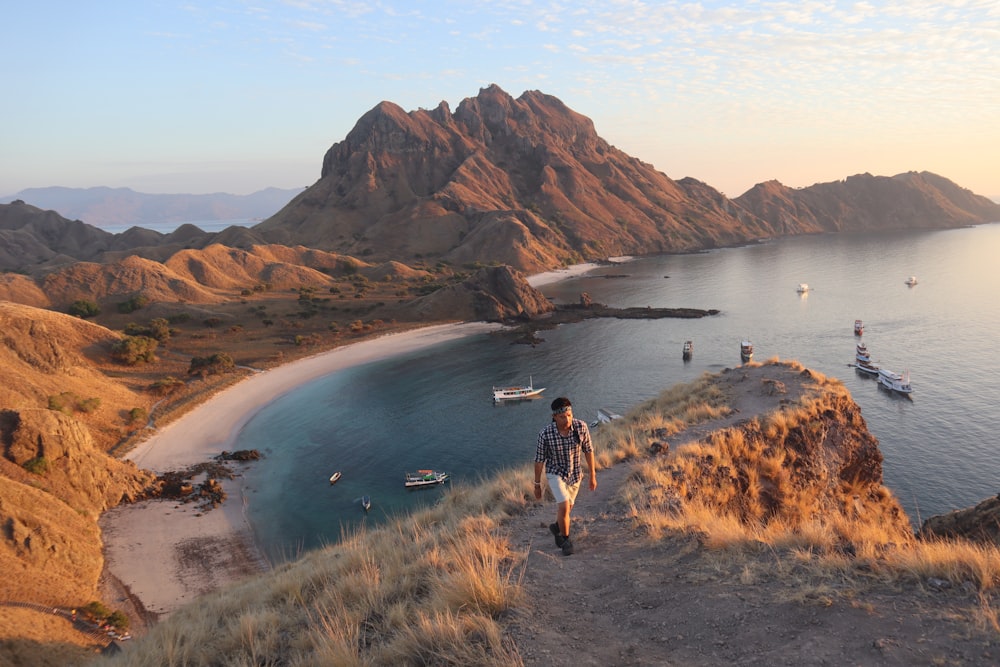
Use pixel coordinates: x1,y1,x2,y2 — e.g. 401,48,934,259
547,473,581,504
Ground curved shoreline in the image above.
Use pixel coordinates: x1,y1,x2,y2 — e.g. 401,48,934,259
99,262,601,621
101,322,505,618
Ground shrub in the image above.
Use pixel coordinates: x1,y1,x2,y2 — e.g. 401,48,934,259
188,352,235,377
127,407,147,425
83,601,110,622
78,397,101,413
48,392,77,414
124,319,171,341
149,376,184,396
107,610,129,631
23,456,49,475
110,336,158,365
117,294,149,314
68,299,100,318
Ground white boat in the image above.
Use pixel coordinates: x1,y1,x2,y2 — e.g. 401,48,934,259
591,408,624,427
878,368,913,395
856,342,871,362
854,319,863,336
682,340,693,360
854,358,880,377
796,283,810,293
905,276,918,286
740,339,753,361
361,495,371,511
404,470,450,488
329,471,342,485
493,376,545,402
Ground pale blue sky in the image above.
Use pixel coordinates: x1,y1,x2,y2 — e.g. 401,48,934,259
3,0,998,199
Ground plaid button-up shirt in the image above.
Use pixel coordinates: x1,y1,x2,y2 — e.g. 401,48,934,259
535,418,593,485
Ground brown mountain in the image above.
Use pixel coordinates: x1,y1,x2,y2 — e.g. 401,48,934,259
251,84,1000,272
252,84,777,272
735,171,1000,234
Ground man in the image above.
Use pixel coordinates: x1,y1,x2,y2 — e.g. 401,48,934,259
534,396,597,556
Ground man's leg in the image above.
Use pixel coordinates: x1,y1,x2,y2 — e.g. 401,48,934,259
557,500,572,538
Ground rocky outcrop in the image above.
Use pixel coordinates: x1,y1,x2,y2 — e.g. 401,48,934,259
399,265,555,322
920,494,1000,545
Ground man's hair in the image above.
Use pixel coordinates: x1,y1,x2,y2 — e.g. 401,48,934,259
550,396,572,411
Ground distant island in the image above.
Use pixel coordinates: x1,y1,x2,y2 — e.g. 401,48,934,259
0,185,303,227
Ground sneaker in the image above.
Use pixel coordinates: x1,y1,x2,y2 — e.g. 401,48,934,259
549,523,565,548
561,537,574,556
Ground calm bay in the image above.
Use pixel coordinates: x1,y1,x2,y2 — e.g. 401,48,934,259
236,223,1000,560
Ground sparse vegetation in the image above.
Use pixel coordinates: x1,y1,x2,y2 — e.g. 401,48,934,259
67,299,100,318
110,335,158,365
47,391,101,415
23,456,49,475
126,406,147,425
188,352,236,377
117,293,149,314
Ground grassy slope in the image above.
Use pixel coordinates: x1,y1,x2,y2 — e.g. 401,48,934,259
97,361,1000,665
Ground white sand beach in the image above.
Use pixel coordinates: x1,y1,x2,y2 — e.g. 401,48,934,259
526,262,601,287
100,321,503,619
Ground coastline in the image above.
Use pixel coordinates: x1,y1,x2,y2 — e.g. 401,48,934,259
100,261,603,623
100,321,506,620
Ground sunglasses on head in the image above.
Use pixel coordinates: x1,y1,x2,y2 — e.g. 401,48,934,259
553,406,571,415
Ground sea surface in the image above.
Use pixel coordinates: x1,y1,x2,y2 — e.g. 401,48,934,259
97,218,257,235
234,223,1000,561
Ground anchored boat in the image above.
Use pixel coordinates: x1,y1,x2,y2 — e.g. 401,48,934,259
493,376,545,402
404,470,450,489
878,368,913,395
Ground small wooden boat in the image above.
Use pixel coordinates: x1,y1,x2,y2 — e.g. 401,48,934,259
682,340,693,360
493,376,545,402
740,339,753,361
361,495,371,511
329,471,342,485
905,276,918,286
404,470,450,488
796,283,810,293
854,319,863,335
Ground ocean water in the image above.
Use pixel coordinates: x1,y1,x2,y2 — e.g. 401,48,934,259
96,218,257,235
235,223,1000,560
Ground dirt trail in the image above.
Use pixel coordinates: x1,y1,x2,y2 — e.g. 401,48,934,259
504,366,999,666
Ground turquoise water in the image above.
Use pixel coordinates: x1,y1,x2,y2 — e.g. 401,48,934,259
236,223,1000,560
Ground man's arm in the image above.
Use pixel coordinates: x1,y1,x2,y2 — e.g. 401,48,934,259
533,461,545,498
585,449,597,491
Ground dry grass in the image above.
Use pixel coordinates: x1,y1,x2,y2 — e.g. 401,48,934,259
99,472,533,666
88,361,1000,664
615,363,1000,603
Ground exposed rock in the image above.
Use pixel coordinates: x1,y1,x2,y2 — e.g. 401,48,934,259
398,265,555,322
920,493,1000,545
